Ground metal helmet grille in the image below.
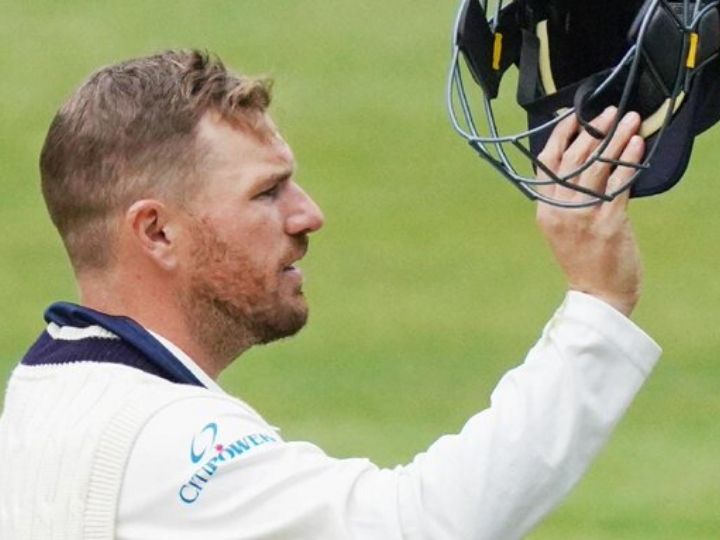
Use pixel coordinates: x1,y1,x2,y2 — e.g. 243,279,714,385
447,0,719,207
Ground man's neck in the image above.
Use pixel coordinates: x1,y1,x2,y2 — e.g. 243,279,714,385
78,274,228,380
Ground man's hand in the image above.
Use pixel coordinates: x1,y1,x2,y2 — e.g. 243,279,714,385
535,107,645,317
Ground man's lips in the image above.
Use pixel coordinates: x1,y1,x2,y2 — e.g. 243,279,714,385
281,257,305,279
282,243,308,272
282,264,303,287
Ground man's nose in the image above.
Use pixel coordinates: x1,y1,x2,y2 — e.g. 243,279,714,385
285,183,325,236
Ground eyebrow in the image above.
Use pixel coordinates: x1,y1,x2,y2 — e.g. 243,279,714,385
266,169,294,184
259,167,295,190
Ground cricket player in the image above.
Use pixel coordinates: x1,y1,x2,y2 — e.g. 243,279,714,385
0,50,659,539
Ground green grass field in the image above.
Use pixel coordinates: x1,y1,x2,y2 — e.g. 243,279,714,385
2,2,719,538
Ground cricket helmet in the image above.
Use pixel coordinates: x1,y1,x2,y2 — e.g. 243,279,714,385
447,0,720,207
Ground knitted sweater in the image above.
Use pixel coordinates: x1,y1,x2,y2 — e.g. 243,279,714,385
0,292,661,539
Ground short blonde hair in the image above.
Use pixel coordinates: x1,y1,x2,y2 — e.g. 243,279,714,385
40,50,272,271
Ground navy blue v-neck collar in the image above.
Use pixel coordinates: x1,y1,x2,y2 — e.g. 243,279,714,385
21,302,205,388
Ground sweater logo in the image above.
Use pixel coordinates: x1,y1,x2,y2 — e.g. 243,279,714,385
179,421,277,504
190,422,218,464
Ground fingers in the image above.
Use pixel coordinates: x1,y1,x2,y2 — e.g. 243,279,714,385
582,111,642,196
556,106,618,177
602,134,645,215
535,114,578,199
536,114,579,179
536,107,617,201
534,107,644,204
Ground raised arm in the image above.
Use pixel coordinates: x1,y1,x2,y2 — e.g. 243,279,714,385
392,108,658,538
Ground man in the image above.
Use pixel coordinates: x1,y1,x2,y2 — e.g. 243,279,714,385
0,50,659,539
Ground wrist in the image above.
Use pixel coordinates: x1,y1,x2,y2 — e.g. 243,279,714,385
570,289,638,318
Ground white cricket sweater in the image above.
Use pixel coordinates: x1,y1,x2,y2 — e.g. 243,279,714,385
0,292,661,539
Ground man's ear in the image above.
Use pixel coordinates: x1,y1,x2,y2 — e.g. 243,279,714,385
125,199,182,271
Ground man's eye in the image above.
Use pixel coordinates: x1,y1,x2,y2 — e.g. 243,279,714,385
257,184,280,199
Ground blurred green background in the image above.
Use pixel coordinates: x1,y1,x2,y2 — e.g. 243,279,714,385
1,2,719,538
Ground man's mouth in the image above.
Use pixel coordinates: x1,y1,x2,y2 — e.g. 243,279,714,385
282,264,304,291
282,258,304,279
282,244,308,274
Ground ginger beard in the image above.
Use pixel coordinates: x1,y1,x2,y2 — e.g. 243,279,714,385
181,216,309,362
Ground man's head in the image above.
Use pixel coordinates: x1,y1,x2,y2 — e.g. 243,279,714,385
40,49,273,271
40,50,324,368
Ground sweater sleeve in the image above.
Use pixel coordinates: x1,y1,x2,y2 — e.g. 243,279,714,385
116,292,660,540
394,291,660,539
